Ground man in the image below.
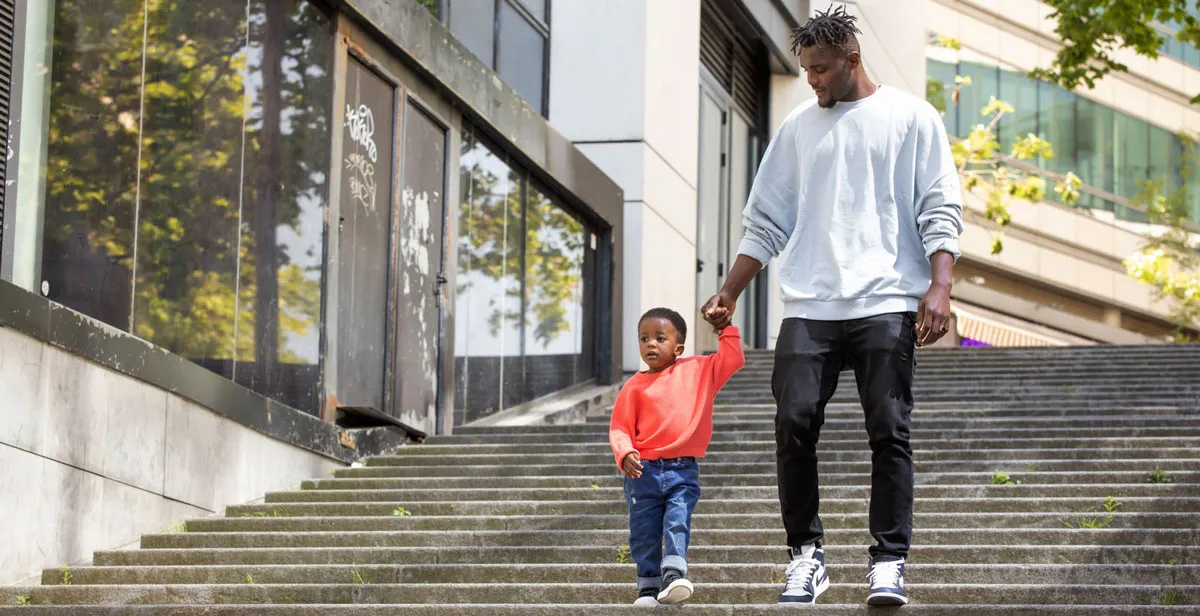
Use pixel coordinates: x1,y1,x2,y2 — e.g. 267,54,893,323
701,5,964,607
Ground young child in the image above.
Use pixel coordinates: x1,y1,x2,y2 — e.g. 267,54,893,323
609,306,745,606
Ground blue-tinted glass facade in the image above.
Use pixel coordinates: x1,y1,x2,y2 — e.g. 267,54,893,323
929,59,1200,226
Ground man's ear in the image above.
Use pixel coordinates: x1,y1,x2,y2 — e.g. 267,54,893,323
845,50,861,70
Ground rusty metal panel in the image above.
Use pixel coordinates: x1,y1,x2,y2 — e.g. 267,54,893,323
335,55,395,413
392,100,446,434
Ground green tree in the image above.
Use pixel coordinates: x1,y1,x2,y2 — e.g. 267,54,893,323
1126,138,1200,340
1034,1,1200,103
1029,2,1200,335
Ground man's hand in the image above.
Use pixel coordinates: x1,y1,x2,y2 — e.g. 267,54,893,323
916,283,952,347
702,292,736,331
621,452,643,479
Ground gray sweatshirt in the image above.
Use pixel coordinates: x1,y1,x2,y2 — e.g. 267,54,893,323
737,85,964,321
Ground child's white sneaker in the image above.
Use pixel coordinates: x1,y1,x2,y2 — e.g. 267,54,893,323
657,569,694,604
633,588,660,606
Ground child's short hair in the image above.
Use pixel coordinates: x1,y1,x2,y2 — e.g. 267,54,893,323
639,307,687,344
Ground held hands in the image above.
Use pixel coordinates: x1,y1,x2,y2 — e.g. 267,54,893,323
701,293,736,334
621,452,644,479
916,283,952,347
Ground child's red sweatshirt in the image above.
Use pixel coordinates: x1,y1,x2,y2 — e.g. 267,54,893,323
609,326,745,469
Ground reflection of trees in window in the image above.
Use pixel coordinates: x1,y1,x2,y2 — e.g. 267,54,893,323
526,186,583,351
457,145,583,350
41,0,331,411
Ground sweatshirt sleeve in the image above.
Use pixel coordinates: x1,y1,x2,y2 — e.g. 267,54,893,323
736,113,800,267
914,103,965,261
608,385,638,469
709,326,746,389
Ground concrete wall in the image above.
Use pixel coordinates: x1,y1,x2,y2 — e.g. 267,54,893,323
0,326,343,584
551,0,701,371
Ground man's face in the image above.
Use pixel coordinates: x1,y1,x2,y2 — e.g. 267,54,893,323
799,45,857,109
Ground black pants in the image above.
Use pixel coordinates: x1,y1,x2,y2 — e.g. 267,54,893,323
772,312,917,558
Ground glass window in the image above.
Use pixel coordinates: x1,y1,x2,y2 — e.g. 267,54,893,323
455,132,523,423
1114,110,1150,201
30,0,333,415
39,0,145,332
956,62,998,137
455,128,592,425
522,183,585,401
518,0,545,22
998,70,1038,152
1148,125,1180,189
1037,82,1077,178
926,59,957,137
447,0,548,115
235,0,333,412
450,0,495,67
498,0,546,113
1075,98,1114,211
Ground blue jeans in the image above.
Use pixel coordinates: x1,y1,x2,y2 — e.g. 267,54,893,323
623,456,701,591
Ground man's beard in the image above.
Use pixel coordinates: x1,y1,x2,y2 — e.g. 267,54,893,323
818,98,837,109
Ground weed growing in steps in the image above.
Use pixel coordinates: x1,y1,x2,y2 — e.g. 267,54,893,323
616,546,632,565
352,569,371,585
245,575,254,585
14,595,31,606
59,566,71,586
1148,467,1174,484
991,470,1019,485
1162,588,1179,606
1061,496,1122,529
392,507,412,517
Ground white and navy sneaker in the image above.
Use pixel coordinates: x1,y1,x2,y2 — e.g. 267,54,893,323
867,556,908,606
633,588,660,606
778,543,830,604
657,568,694,604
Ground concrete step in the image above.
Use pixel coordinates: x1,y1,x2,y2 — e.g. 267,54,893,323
457,415,1200,435
182,511,1200,533
332,458,1200,479
4,582,1198,606
40,563,1200,586
93,544,1200,567
714,393,1200,406
225,495,1200,517
360,448,1200,466
304,471,1200,491
429,426,1200,445
260,484,1199,504
137,528,1198,550
4,605,1198,616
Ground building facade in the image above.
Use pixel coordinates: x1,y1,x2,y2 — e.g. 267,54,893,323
1,0,1198,586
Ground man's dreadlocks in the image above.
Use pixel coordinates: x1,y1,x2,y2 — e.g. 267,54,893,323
790,4,862,56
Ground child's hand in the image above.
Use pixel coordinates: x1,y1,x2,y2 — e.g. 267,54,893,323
621,452,643,479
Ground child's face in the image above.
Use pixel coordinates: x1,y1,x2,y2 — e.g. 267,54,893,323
638,317,684,373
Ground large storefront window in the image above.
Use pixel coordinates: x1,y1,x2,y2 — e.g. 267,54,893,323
22,0,333,414
455,129,593,425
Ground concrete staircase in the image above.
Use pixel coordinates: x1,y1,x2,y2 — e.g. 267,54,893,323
4,345,1200,614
